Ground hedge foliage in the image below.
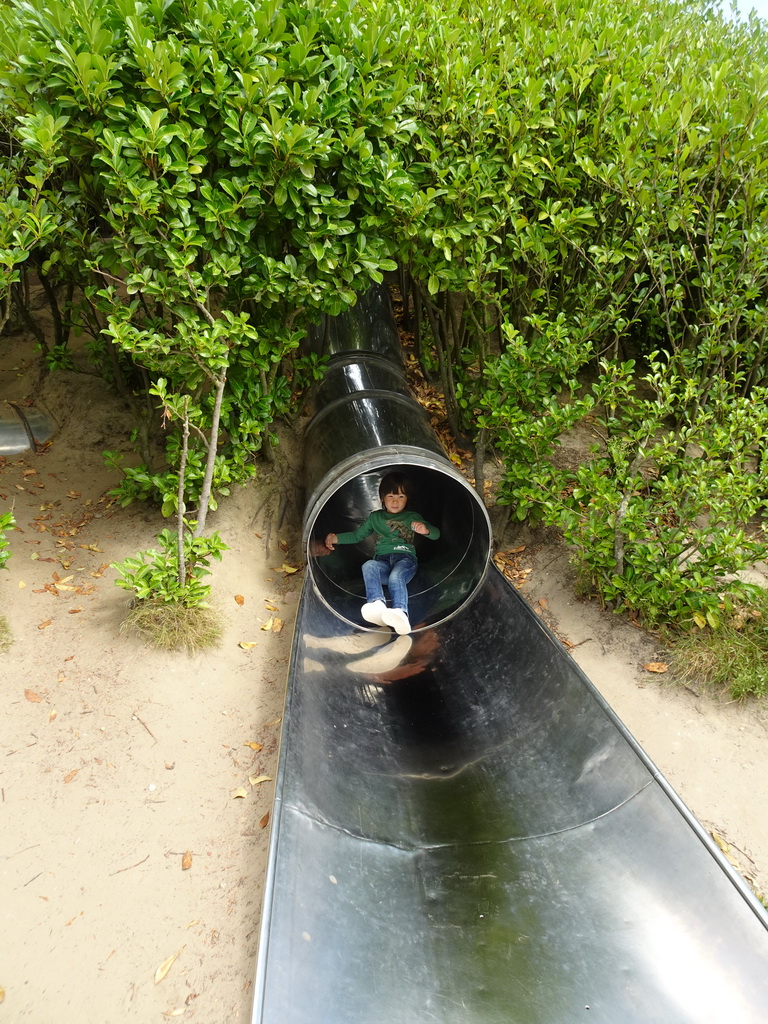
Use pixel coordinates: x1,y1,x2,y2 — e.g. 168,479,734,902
2,0,768,628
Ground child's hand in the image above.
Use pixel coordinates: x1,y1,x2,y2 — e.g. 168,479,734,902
411,521,429,536
324,533,337,551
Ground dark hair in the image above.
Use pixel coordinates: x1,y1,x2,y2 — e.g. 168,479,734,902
379,472,410,502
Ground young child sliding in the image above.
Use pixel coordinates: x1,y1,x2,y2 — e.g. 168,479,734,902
324,472,440,635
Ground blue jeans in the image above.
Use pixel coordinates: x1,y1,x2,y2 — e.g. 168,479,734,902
361,553,417,614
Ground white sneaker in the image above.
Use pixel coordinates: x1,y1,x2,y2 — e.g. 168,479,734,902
361,600,388,627
381,607,411,635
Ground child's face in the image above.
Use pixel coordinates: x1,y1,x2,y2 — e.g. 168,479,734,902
383,490,407,514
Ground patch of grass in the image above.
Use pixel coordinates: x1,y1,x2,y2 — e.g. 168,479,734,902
121,599,223,652
673,591,768,701
0,615,12,652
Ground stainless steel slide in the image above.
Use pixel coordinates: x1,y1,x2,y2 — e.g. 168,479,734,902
251,288,768,1023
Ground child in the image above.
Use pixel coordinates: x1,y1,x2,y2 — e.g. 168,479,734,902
324,472,440,635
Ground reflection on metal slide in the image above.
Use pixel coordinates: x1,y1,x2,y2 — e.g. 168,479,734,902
0,403,54,454
251,287,768,1023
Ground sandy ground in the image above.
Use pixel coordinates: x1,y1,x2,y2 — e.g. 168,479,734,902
2,327,768,1023
1,333,300,1023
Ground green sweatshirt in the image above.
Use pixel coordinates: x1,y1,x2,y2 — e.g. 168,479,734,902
335,509,440,559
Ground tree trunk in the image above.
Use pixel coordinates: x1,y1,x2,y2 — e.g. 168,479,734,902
193,372,226,538
177,403,190,585
260,368,275,463
474,427,487,505
413,282,423,369
36,267,69,349
614,454,645,576
421,282,462,438
399,264,410,328
12,282,48,352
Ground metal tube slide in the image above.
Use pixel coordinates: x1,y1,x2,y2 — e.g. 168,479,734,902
251,287,768,1023
0,403,54,454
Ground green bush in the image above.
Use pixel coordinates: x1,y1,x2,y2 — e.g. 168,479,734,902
487,342,768,628
112,529,228,607
0,512,15,571
0,512,16,651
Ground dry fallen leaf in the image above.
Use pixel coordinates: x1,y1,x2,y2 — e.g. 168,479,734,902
63,768,80,783
181,851,193,871
272,563,299,574
25,689,43,703
162,1009,185,1018
244,742,263,751
643,662,669,674
264,602,278,611
154,945,185,985
68,607,83,615
712,831,730,854
711,830,742,868
238,641,258,650
234,594,245,606
18,580,26,588
259,615,284,633
259,811,270,829
231,787,248,800
249,774,273,787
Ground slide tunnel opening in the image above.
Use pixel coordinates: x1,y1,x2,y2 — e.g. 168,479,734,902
305,459,491,631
